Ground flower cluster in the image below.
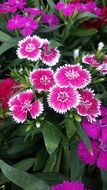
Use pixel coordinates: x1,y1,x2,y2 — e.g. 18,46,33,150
8,35,101,123
17,36,60,65
77,105,107,170
0,0,26,13
56,1,101,17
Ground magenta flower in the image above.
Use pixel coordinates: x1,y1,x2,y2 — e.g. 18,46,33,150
8,0,26,9
42,14,59,27
47,85,80,114
76,89,101,122
29,68,54,92
51,181,88,190
17,35,43,61
19,16,38,36
8,89,43,123
77,105,107,170
7,14,23,31
40,39,60,66
82,54,101,67
0,2,16,13
83,54,107,74
98,56,107,75
54,64,91,89
24,7,43,16
78,138,107,170
56,2,74,17
82,105,107,141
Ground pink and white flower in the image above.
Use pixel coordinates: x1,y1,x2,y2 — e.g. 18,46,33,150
8,89,43,123
82,54,101,67
40,39,60,66
98,56,107,75
76,89,101,122
29,68,54,92
47,85,80,114
54,64,91,89
17,35,43,61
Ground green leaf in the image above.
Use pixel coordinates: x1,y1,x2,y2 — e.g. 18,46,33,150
70,138,84,180
0,158,35,185
47,0,55,10
42,121,61,155
33,147,48,171
49,39,62,48
101,171,107,190
0,37,21,55
14,158,35,171
0,159,50,190
72,28,98,37
75,121,92,152
0,31,12,42
64,117,76,139
77,12,97,20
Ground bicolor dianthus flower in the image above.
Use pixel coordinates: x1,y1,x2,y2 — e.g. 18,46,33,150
8,89,43,123
17,35,43,61
54,64,91,89
29,68,54,92
47,85,80,114
40,39,60,66
76,89,101,122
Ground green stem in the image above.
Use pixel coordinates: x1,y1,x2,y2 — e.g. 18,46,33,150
103,0,106,6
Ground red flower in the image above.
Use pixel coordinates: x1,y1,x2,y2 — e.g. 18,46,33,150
0,78,19,109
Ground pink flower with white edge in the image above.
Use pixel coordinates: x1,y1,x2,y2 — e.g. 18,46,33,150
76,89,101,122
29,68,54,92
82,54,101,67
40,39,60,67
47,85,80,114
54,64,91,89
17,35,43,61
8,89,43,123
98,56,107,75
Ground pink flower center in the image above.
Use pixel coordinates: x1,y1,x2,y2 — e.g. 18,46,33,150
99,140,107,152
65,70,79,79
57,91,69,102
40,75,50,85
25,43,35,52
22,100,31,112
25,22,31,27
81,100,91,109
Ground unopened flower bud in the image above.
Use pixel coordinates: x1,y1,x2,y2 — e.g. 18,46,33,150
74,49,79,58
98,42,104,51
36,121,41,128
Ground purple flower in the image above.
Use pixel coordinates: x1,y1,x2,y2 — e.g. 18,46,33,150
24,7,43,16
77,105,107,170
56,1,74,17
0,2,16,13
51,181,89,190
7,14,23,30
42,14,59,27
19,16,38,36
8,0,26,10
